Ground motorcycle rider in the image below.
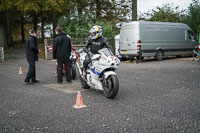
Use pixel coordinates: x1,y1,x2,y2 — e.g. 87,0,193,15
83,25,110,70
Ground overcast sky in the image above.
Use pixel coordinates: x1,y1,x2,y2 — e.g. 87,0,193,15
138,0,193,13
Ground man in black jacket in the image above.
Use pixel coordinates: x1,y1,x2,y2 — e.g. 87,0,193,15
25,30,39,85
53,27,72,83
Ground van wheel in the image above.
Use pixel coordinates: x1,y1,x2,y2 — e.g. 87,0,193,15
155,50,164,61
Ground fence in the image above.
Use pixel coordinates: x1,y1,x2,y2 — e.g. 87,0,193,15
44,38,85,60
0,46,4,62
44,38,53,60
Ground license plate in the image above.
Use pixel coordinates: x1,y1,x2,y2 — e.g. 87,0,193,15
121,51,127,53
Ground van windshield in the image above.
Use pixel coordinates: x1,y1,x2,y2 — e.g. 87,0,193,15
188,30,196,40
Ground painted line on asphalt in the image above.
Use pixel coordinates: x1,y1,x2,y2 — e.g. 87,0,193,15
43,82,87,94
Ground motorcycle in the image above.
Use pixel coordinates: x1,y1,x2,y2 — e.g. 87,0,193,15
76,48,120,99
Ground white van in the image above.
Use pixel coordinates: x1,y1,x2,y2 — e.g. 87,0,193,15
115,34,121,58
118,21,198,60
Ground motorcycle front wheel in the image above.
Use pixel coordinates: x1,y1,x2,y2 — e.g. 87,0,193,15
103,75,119,99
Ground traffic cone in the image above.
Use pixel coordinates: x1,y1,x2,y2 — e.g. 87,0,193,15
18,67,23,74
73,91,87,109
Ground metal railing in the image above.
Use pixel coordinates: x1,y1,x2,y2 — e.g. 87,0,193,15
44,38,53,60
45,45,53,60
44,38,84,60
0,46,4,62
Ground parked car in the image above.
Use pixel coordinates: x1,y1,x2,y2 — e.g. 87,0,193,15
118,21,198,61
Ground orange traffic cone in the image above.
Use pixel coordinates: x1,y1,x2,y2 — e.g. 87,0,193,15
18,67,23,74
73,91,87,109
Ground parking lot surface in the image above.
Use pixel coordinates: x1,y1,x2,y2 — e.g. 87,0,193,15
0,48,200,133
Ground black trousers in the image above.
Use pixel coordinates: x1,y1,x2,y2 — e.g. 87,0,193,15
57,59,72,82
25,60,36,82
83,54,92,70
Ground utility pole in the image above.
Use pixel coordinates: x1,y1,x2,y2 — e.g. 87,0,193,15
132,0,137,21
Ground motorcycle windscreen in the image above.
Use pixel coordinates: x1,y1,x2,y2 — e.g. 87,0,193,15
98,48,114,56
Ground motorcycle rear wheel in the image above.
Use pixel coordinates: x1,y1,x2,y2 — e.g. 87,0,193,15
103,75,119,99
80,75,90,89
71,64,76,79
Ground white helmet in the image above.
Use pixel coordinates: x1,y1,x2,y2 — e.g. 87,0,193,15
89,25,102,40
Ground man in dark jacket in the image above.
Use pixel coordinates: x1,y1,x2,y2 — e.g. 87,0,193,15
53,26,72,83
25,30,39,85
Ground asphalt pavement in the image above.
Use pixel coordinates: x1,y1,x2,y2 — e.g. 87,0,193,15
0,48,200,133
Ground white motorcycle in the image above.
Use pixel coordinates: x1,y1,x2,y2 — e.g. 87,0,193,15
76,48,120,99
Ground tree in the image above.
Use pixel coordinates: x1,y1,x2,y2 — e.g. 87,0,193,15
0,0,14,47
59,13,118,48
0,0,73,44
113,0,132,21
1,0,132,47
73,0,131,22
132,0,137,21
183,0,200,33
145,3,185,22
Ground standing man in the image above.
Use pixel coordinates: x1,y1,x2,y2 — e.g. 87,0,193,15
53,26,72,83
25,30,39,85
